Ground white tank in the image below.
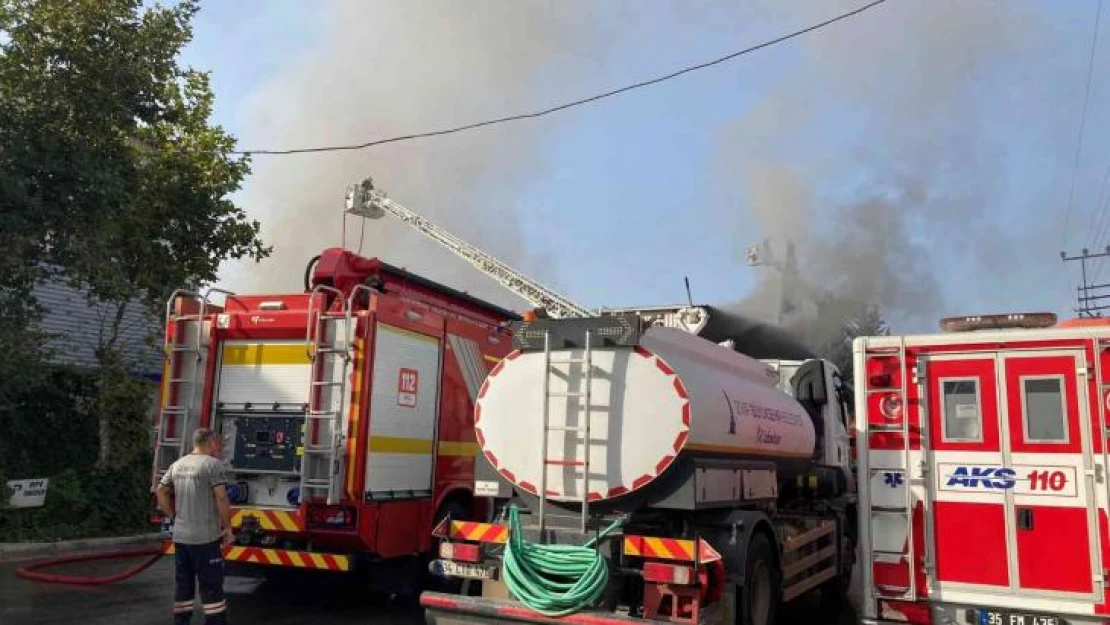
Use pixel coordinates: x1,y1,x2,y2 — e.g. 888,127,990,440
475,326,815,503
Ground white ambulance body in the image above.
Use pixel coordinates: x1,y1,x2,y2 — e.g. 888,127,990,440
854,313,1110,625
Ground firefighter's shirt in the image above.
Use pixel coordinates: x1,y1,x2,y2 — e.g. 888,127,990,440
159,453,228,545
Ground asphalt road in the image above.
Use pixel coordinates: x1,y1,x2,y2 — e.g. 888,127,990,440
0,556,857,624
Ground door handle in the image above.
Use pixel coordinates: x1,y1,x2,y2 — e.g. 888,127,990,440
1017,507,1034,531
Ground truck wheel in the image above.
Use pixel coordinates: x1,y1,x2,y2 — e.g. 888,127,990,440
737,533,780,625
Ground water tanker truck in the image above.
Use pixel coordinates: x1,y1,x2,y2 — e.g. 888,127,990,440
340,179,856,624
421,314,857,625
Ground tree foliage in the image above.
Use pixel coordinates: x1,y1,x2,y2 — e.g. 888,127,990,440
0,0,270,311
0,0,269,533
809,298,890,380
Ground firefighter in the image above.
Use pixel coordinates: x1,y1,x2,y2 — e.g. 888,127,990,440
154,428,235,624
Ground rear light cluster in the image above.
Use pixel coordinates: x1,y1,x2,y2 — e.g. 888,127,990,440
641,562,695,586
867,355,902,390
307,505,357,530
878,599,932,624
866,353,905,429
438,541,481,563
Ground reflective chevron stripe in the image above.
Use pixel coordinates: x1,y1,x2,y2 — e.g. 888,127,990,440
622,535,722,563
447,521,509,544
161,541,350,572
231,508,302,532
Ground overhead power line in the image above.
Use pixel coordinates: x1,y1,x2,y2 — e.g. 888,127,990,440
232,0,888,157
1061,0,1103,248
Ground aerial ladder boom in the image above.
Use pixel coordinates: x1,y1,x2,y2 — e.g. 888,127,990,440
345,177,592,320
344,177,709,333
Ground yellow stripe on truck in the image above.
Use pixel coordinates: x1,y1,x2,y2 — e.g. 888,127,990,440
221,343,311,366
368,436,434,454
437,441,480,457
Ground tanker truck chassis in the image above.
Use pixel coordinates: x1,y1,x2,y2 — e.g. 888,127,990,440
421,315,857,625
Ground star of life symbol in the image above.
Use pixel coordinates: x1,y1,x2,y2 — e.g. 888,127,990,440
883,472,904,487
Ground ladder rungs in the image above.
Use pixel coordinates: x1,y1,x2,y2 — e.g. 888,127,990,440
548,358,587,364
169,346,200,353
161,406,188,414
311,381,344,387
303,446,332,454
546,425,587,433
871,506,909,513
544,458,584,467
314,347,349,354
547,391,583,398
158,440,183,448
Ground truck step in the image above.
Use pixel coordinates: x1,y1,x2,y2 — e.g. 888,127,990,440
544,458,585,466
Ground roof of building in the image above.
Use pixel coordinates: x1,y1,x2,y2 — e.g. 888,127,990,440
32,277,163,377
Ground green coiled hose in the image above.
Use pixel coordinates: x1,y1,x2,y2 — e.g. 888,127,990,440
501,506,625,617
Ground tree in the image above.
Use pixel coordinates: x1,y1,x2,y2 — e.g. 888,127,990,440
814,300,890,380
0,0,271,466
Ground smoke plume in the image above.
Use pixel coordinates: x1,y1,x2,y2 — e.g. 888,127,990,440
219,1,611,311
715,0,1081,338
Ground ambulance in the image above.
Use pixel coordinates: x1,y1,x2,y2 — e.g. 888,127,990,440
855,312,1110,625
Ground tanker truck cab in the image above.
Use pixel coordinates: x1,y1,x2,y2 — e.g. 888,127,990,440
422,314,858,625
854,312,1110,625
762,357,855,492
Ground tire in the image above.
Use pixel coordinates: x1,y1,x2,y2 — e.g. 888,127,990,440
737,533,780,625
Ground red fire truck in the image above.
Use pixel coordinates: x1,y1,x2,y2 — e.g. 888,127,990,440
856,312,1110,625
150,248,518,577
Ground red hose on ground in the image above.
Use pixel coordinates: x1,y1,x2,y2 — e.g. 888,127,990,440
15,545,165,586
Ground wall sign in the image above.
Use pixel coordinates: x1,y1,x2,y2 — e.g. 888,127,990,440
7,478,49,508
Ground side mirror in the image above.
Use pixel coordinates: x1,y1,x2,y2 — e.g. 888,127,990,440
792,360,828,406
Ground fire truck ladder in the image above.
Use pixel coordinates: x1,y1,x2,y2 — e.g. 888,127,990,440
151,289,209,490
866,337,916,600
343,177,718,337
345,177,591,320
537,330,597,534
300,285,353,505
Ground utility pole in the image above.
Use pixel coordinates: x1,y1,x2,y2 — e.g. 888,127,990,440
1061,247,1110,317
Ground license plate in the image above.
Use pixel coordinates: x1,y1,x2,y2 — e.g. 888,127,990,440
979,609,1065,625
435,559,497,580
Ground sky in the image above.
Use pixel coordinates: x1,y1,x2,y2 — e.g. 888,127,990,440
177,0,1109,333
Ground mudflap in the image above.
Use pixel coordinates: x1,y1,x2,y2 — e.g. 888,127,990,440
421,589,736,625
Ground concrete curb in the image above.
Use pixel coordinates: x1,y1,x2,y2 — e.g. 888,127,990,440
0,533,164,563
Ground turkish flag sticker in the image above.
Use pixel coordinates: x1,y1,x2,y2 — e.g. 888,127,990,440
397,368,419,407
